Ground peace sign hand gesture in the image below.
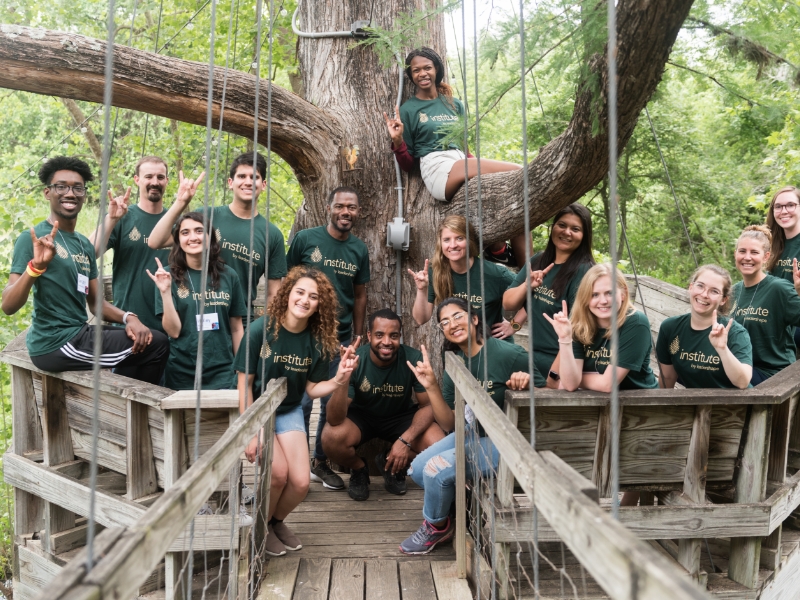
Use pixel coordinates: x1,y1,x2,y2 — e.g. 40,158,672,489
530,263,554,289
107,187,131,222
30,220,59,270
407,259,430,291
383,104,404,146
542,300,572,343
708,310,733,352
175,170,206,208
146,257,172,294
407,344,438,390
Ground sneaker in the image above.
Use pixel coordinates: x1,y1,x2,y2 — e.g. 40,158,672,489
238,504,253,528
375,452,407,495
485,242,517,267
399,518,455,555
310,459,345,490
265,524,287,557
348,465,370,502
241,484,255,505
272,520,302,551
197,503,214,516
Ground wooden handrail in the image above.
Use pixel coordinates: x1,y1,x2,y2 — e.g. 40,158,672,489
445,352,711,600
40,377,287,600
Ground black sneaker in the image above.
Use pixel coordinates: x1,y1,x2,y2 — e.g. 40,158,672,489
375,452,407,496
310,459,345,490
485,242,518,267
348,465,370,501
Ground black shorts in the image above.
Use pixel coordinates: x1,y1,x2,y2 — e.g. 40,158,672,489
346,407,417,446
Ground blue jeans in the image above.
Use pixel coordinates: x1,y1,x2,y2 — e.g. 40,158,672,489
408,429,499,523
302,355,341,461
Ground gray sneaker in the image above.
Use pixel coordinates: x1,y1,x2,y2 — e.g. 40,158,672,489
310,459,345,490
399,518,454,555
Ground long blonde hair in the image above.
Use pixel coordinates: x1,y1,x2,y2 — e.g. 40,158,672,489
571,263,633,346
431,215,480,304
766,186,800,272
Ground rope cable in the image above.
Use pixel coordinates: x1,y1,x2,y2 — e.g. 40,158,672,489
140,0,166,156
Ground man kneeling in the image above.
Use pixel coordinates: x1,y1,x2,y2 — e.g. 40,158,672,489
322,309,445,501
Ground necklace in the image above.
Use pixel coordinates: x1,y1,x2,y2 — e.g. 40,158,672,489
46,218,89,277
733,275,764,321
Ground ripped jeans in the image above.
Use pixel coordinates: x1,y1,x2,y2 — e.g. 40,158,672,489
408,430,499,523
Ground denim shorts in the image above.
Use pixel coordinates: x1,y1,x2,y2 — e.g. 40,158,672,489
274,404,306,435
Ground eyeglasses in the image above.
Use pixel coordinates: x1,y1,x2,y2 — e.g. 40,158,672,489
691,281,723,299
438,311,467,330
47,184,86,197
773,202,799,214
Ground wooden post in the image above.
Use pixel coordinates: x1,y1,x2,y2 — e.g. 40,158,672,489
227,408,241,600
678,405,711,583
592,403,612,497
728,405,771,588
455,387,467,579
163,408,187,600
11,367,43,537
126,400,157,500
41,375,75,554
252,413,275,593
494,402,519,599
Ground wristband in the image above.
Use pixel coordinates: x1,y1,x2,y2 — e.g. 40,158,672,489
558,338,572,344
26,265,43,278
27,261,46,277
122,311,138,325
334,377,347,386
398,436,416,452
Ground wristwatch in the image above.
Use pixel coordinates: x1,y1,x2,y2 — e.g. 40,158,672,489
548,370,560,381
122,311,138,325
509,319,522,332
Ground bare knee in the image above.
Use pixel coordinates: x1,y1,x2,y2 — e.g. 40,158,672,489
321,423,356,456
287,465,310,496
423,454,452,479
271,461,289,489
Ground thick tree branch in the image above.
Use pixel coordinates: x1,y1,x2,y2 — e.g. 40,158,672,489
0,24,341,184
60,98,103,163
444,0,696,246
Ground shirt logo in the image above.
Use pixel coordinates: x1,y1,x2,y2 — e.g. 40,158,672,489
670,336,680,355
359,376,371,393
311,247,323,263
55,242,69,260
215,228,222,242
260,341,272,359
128,226,142,242
419,112,429,123
177,284,190,299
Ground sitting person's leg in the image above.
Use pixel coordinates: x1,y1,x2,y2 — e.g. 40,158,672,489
444,158,521,201
264,434,289,557
269,429,310,552
322,409,371,501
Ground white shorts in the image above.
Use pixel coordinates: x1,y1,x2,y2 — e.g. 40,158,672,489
420,149,466,201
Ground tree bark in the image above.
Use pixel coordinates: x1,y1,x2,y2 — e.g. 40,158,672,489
60,98,103,163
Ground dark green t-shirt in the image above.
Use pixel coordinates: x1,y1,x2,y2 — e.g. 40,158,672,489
427,259,514,328
287,226,370,342
233,316,330,415
11,222,98,357
155,265,247,390
510,254,591,361
107,205,170,332
211,205,287,305
400,96,465,158
656,313,753,389
730,275,800,377
770,233,800,283
571,310,658,390
441,336,545,416
347,344,425,418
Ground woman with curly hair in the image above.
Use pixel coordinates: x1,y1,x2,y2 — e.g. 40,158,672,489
384,47,529,265
234,265,358,556
148,212,246,390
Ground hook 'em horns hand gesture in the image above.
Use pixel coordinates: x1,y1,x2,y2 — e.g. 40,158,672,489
29,220,59,271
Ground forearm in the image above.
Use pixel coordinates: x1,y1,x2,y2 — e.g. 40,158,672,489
718,348,752,389
98,300,126,323
307,376,347,400
412,291,433,325
159,292,182,338
502,283,527,311
401,405,434,444
238,372,255,414
89,215,118,257
579,368,631,394
147,202,184,249
425,384,455,432
556,346,583,391
353,294,367,338
391,140,415,172
325,386,351,426
658,368,678,389
511,308,527,325
1,274,35,315
230,318,244,355
266,278,282,308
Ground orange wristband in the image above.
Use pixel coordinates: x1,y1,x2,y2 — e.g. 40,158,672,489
27,261,46,275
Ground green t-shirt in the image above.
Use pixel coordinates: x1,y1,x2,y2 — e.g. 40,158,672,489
287,226,370,342
211,205,287,305
107,205,170,332
427,259,514,328
347,344,425,418
233,316,330,415
11,222,98,357
571,310,658,390
510,254,591,361
155,265,247,390
730,275,800,377
441,336,545,417
769,233,800,283
400,96,465,158
656,313,753,389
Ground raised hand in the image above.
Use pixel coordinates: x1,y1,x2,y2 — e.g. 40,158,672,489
407,344,437,390
175,170,206,207
708,309,732,352
530,263,554,289
30,220,59,270
145,257,172,293
542,300,572,343
107,187,131,221
383,104,404,146
406,259,430,291
793,258,800,292
335,341,361,383
506,371,531,391
339,335,361,360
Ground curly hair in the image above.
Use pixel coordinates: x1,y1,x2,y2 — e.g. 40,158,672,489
168,212,226,290
267,266,340,359
766,186,800,273
571,264,634,346
39,156,94,185
431,215,480,304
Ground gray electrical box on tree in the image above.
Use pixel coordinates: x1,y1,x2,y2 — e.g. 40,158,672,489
386,217,410,251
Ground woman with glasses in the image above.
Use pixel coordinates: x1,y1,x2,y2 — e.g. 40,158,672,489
544,263,657,392
656,265,752,389
729,225,800,384
399,297,544,555
766,187,800,347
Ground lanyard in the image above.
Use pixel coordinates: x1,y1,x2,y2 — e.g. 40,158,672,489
47,219,89,277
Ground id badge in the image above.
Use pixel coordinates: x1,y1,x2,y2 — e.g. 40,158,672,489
196,312,220,331
76,273,89,295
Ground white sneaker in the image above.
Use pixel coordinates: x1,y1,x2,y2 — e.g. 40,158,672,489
238,504,254,527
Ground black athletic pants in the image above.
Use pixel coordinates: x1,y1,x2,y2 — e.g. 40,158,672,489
30,324,169,386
